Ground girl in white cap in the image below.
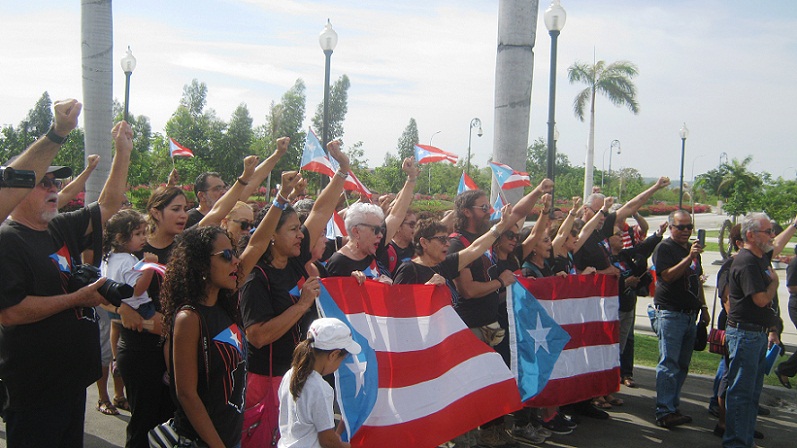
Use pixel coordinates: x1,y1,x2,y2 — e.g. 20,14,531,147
277,317,361,448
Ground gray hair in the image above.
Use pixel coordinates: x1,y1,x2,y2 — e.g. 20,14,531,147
741,212,770,242
344,202,385,234
585,193,605,208
667,209,691,225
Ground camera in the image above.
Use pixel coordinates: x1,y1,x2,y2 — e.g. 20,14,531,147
0,166,36,189
68,264,133,307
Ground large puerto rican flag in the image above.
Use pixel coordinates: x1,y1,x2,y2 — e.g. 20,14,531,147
414,144,458,165
490,161,531,190
168,138,195,158
509,275,620,407
317,278,522,448
301,128,372,198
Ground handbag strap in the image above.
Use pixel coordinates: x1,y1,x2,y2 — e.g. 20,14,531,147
710,283,719,330
252,265,279,407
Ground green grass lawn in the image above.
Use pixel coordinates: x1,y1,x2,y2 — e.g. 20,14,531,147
634,333,789,388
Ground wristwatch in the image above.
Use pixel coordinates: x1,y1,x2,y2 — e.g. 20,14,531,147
45,125,68,144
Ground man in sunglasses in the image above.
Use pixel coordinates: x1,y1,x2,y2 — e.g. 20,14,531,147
723,213,780,447
650,210,709,429
0,105,133,446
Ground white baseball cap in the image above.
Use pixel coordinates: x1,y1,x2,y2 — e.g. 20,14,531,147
308,318,361,355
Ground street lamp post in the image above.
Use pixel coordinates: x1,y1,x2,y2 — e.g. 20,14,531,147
429,130,441,194
678,123,689,209
319,20,338,153
544,0,566,200
120,46,136,123
466,118,482,175
601,139,621,188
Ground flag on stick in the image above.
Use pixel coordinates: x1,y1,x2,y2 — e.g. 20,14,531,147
168,138,195,158
457,171,479,195
490,161,530,190
414,144,458,165
301,128,372,198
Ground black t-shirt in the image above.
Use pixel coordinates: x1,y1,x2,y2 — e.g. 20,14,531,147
787,256,797,303
326,233,388,278
550,253,576,276
172,304,246,447
239,226,314,376
574,213,617,272
393,253,461,285
610,233,662,312
728,248,778,327
124,240,175,352
448,230,500,328
376,241,416,279
0,207,101,410
185,208,205,228
653,238,703,310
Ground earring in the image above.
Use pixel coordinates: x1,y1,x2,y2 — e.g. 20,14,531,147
202,274,207,281
270,240,275,246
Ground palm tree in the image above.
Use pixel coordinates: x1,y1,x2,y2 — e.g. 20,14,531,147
568,60,639,200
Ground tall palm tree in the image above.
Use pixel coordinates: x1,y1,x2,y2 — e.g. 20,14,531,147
568,60,639,200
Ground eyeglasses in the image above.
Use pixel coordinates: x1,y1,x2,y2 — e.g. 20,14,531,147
232,219,252,231
756,228,775,235
212,248,238,262
357,223,383,235
470,204,491,213
39,177,63,190
426,235,450,244
503,231,518,241
671,224,694,231
403,221,417,228
612,231,624,237
202,184,227,193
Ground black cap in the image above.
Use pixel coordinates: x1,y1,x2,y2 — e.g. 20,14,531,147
5,155,72,178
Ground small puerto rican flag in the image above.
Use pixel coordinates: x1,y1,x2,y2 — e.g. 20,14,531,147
490,161,531,190
457,172,479,195
414,144,458,165
133,260,167,276
168,138,195,158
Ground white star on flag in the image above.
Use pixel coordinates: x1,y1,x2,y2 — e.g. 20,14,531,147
526,313,551,354
346,354,368,396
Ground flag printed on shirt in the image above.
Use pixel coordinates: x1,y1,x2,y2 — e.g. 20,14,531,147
457,171,479,195
212,324,247,412
168,138,195,158
510,275,620,407
414,144,458,165
301,128,372,198
133,260,167,276
49,245,73,274
317,278,522,448
490,161,531,190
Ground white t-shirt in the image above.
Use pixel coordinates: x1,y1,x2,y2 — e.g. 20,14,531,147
100,252,152,309
277,369,335,448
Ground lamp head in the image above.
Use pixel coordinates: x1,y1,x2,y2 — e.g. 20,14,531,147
544,0,567,32
679,123,689,140
319,19,338,52
120,46,136,74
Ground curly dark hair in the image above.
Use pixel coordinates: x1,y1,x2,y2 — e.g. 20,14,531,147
102,209,147,262
454,190,486,233
161,226,241,335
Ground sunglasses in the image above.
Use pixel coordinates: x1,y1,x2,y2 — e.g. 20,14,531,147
357,223,383,235
212,248,238,262
426,235,450,244
470,204,491,213
503,231,519,241
756,228,775,235
671,224,694,231
232,219,252,231
39,177,63,189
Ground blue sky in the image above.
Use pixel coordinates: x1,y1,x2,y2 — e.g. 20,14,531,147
2,0,796,180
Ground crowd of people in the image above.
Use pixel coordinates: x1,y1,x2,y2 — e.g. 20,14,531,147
0,99,794,448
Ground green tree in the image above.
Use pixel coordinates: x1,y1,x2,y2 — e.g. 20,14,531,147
568,60,639,199
719,156,764,218
24,92,54,141
113,100,153,186
311,74,350,144
396,118,419,160
753,179,797,224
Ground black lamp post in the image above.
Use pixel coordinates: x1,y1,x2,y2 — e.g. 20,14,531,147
678,123,689,209
319,20,338,154
466,118,482,175
120,46,136,123
544,0,566,209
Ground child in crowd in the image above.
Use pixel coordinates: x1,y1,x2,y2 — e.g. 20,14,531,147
101,209,162,326
278,318,361,448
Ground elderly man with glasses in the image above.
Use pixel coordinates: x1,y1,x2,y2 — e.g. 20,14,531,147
650,209,710,429
723,213,780,447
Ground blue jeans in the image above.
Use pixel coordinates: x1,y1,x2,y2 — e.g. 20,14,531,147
724,326,767,448
710,357,727,409
653,309,697,420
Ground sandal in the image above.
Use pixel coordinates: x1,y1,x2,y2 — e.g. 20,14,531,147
96,400,120,416
113,396,131,412
605,394,624,406
591,397,612,409
621,376,637,388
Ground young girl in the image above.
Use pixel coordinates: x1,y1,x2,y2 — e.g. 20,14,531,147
278,318,360,448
